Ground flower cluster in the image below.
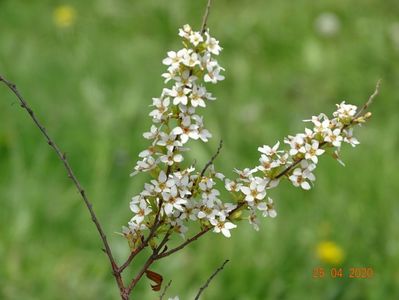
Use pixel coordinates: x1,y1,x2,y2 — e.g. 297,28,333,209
124,25,371,245
131,24,223,177
126,25,239,243
228,101,366,230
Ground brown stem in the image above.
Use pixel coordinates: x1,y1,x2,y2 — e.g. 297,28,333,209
354,79,381,119
201,0,213,33
200,139,223,178
159,280,172,300
0,75,125,294
126,255,156,295
194,259,229,300
156,227,211,259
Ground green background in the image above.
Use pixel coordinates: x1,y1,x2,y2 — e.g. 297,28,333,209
1,0,398,299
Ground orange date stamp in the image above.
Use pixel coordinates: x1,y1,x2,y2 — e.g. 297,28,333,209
312,267,374,279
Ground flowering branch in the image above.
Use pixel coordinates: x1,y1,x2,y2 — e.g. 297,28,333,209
194,259,229,300
1,0,380,298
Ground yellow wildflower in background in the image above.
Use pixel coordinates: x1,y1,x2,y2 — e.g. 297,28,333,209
53,5,76,28
316,241,345,265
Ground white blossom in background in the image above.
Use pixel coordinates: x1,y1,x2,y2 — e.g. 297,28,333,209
124,24,371,247
315,12,341,37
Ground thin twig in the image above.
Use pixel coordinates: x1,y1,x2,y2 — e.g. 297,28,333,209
159,280,172,300
0,75,126,295
200,139,223,178
194,260,229,300
156,227,211,259
201,0,213,33
126,254,156,294
354,79,381,119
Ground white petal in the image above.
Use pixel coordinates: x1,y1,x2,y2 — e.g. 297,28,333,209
158,171,167,183
224,222,237,230
221,228,231,238
301,181,311,190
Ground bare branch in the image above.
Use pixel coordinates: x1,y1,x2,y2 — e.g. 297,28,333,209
201,0,213,33
156,227,211,259
159,280,172,300
200,139,223,178
194,260,229,300
355,79,381,119
126,255,156,294
0,75,125,295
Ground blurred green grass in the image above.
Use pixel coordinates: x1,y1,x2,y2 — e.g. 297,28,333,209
1,0,399,299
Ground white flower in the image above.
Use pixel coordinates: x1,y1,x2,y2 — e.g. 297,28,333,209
162,50,183,67
189,31,204,46
286,134,306,156
309,116,330,136
169,83,191,106
178,24,192,39
197,205,217,220
130,199,152,224
143,125,159,140
304,127,315,140
182,51,200,68
149,97,170,121
175,69,197,86
225,179,240,192
160,151,184,166
179,201,199,221
304,141,325,163
162,186,187,215
171,116,200,144
234,168,255,182
204,65,225,83
277,152,289,166
258,154,280,172
156,132,182,152
262,197,277,218
130,156,157,176
210,215,237,238
128,219,148,232
168,297,180,300
333,101,357,120
343,128,360,147
289,162,315,190
190,84,207,107
240,178,267,202
151,171,175,193
161,66,178,83
138,145,157,158
258,141,281,156
205,31,222,55
324,128,343,147
192,115,212,142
